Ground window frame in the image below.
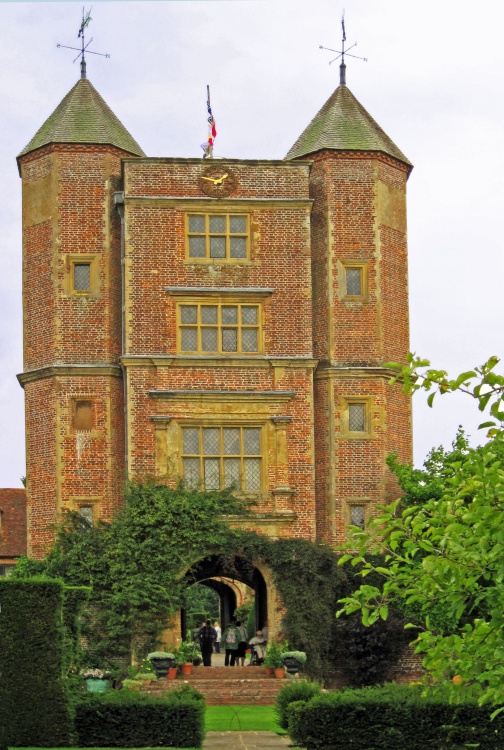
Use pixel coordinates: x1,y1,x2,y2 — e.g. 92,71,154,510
176,297,263,356
339,396,374,439
341,262,368,300
345,500,371,532
185,213,250,263
179,421,266,494
65,255,98,297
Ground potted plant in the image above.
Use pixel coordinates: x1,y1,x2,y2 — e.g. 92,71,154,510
122,678,143,691
281,650,307,675
147,651,176,680
174,640,197,676
264,643,285,678
80,667,111,693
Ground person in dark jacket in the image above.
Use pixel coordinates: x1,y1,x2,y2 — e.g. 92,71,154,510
197,619,217,666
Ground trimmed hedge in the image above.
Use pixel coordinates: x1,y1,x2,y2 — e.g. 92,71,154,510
75,688,205,747
0,578,73,747
287,684,504,750
274,679,322,729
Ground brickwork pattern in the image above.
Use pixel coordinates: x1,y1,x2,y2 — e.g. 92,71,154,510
0,489,27,559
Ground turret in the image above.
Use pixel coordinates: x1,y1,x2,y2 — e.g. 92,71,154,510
286,72,413,545
17,77,144,557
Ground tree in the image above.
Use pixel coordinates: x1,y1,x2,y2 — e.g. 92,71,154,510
338,355,504,708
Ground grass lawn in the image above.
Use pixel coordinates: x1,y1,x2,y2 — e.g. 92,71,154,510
205,704,284,732
15,704,286,749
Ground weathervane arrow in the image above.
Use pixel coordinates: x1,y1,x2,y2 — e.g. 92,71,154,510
319,10,367,85
57,6,110,79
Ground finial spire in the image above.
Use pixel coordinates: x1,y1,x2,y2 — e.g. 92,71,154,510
319,10,367,84
57,7,110,78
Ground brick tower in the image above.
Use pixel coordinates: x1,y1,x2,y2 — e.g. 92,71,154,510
285,65,413,545
17,73,145,558
17,66,412,562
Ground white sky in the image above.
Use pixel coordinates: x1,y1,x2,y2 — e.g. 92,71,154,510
1,0,503,488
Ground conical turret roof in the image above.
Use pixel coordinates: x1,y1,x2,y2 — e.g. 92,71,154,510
18,77,145,159
285,83,411,168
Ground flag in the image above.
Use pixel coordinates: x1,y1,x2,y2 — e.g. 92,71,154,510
202,85,217,158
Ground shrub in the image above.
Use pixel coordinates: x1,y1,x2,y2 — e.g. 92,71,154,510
275,679,321,729
75,689,205,747
0,578,73,747
287,684,504,750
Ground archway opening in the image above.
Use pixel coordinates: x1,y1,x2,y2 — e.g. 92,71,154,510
180,554,268,642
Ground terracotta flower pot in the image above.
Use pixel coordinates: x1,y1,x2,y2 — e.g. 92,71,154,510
180,663,193,676
264,666,273,676
167,667,177,680
274,668,286,679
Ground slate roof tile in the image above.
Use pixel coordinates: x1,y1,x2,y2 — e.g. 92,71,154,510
285,84,411,168
19,77,145,158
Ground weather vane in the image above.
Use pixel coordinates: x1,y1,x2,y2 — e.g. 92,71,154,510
57,7,110,79
319,11,367,85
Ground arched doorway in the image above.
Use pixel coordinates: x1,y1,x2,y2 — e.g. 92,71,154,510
160,554,278,649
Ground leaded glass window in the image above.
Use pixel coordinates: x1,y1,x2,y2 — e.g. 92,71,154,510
178,302,261,354
345,267,362,296
187,214,249,261
350,504,366,529
348,403,366,432
73,263,91,292
181,426,263,492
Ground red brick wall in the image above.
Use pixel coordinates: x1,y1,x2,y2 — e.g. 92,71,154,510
19,144,129,557
308,150,412,546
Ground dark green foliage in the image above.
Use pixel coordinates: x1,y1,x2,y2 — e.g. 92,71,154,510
287,684,504,750
13,484,249,658
12,483,407,682
333,608,410,686
0,578,73,747
185,582,220,627
274,679,322,729
74,690,205,748
62,585,91,675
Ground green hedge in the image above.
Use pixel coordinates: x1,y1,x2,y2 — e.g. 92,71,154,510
287,684,504,750
75,689,205,747
0,578,73,747
274,679,322,729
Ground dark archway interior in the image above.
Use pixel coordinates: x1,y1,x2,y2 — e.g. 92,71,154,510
181,554,268,641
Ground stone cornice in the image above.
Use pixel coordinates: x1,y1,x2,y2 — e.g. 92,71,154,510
121,355,318,369
148,390,296,403
165,287,274,297
314,365,400,381
123,197,313,210
17,364,122,387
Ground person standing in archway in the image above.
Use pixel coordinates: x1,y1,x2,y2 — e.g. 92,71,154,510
236,619,248,666
197,619,217,667
213,621,221,653
223,619,240,666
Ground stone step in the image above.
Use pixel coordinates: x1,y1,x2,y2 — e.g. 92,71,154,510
143,675,287,705
190,666,270,680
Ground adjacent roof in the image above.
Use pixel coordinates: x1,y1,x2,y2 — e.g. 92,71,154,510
0,488,27,559
18,77,145,159
285,84,411,168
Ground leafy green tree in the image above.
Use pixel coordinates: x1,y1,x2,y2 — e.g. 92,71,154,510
339,355,504,708
13,483,248,659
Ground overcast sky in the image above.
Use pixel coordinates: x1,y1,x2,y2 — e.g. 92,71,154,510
0,0,502,488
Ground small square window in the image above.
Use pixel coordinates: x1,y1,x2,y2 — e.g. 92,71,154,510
79,505,94,526
349,504,366,529
348,403,366,432
346,268,362,296
73,263,91,292
342,263,367,299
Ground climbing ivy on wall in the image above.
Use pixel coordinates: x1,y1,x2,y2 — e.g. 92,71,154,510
13,483,408,681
